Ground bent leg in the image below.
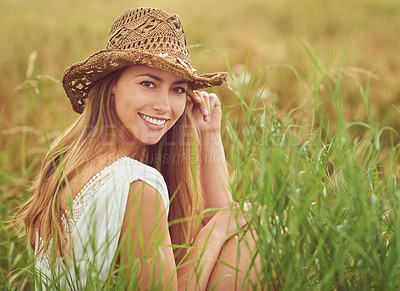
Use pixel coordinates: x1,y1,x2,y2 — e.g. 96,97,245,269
206,228,261,290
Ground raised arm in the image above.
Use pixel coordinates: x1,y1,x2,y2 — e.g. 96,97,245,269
189,91,233,210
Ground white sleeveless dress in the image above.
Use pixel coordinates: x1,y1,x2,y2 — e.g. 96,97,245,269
34,157,170,289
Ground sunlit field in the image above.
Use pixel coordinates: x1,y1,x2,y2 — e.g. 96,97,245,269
2,0,400,289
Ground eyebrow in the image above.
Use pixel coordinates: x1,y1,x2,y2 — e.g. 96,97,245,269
136,73,188,85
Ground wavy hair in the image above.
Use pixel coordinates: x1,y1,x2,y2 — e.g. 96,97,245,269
15,68,202,264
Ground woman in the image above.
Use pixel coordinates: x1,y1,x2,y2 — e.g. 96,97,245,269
16,7,260,290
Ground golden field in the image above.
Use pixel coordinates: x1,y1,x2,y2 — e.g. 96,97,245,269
1,0,399,196
2,1,400,289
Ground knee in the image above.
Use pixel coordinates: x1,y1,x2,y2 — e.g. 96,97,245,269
206,229,261,290
231,227,258,257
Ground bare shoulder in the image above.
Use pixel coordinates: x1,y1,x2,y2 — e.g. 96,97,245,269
119,181,176,289
120,180,170,249
119,180,172,261
124,180,168,219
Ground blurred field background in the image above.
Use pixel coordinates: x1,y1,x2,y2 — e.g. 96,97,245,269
2,0,400,175
1,0,400,288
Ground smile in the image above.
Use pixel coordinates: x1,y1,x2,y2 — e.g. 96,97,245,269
138,113,168,126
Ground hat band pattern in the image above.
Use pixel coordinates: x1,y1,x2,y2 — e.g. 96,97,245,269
106,8,190,65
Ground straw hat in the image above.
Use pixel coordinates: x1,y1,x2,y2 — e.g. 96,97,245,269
62,7,227,114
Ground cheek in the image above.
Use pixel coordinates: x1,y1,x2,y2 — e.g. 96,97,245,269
115,98,133,127
115,98,126,119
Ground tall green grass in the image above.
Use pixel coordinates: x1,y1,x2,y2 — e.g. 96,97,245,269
2,42,400,289
222,43,400,289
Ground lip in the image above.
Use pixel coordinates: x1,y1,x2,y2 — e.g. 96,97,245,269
138,113,169,130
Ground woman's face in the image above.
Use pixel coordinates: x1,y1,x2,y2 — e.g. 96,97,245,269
112,65,187,145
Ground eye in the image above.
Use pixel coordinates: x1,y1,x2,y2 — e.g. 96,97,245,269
140,81,155,88
172,87,186,94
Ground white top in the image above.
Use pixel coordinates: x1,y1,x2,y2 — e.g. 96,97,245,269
35,157,170,289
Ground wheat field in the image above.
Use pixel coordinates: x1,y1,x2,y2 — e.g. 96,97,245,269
2,0,400,289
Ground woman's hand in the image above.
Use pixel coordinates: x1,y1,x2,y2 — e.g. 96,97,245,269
187,90,222,135
188,90,233,209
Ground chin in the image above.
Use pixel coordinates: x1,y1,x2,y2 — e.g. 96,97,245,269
133,128,169,146
143,140,161,145
139,135,164,145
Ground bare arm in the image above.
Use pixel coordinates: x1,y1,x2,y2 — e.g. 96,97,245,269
189,91,233,210
200,132,232,209
119,181,246,290
177,204,248,290
119,181,177,289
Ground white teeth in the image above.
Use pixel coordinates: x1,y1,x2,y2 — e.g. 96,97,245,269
139,113,167,126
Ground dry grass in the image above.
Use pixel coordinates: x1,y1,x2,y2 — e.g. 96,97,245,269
1,0,400,288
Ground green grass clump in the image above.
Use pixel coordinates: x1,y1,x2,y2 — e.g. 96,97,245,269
2,44,400,290
221,48,400,289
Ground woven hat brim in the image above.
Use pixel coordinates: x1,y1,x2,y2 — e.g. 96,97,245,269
62,49,227,114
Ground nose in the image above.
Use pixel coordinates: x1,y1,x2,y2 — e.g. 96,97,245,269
152,90,171,113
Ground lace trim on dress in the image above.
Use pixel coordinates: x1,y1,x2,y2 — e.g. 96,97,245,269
36,157,135,274
60,157,131,237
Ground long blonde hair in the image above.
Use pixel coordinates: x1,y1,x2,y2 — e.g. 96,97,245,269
15,68,202,263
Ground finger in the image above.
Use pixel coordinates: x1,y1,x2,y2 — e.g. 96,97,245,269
198,91,210,115
201,91,211,112
200,92,211,121
187,90,202,104
206,93,222,121
191,91,209,121
190,91,209,116
209,93,221,110
208,94,217,115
